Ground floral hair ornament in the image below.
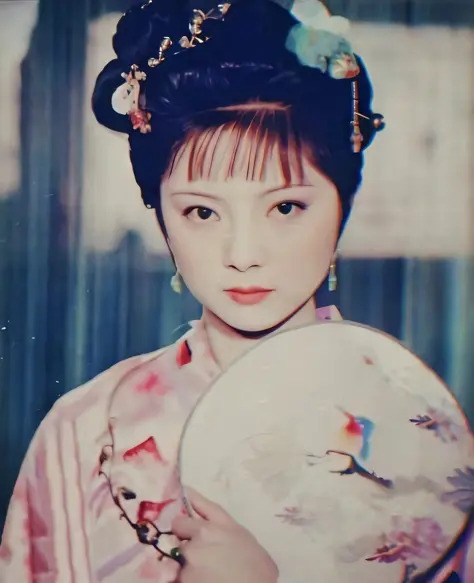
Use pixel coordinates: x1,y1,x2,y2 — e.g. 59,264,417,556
284,0,383,153
179,4,231,48
285,0,359,79
111,64,152,134
111,3,231,133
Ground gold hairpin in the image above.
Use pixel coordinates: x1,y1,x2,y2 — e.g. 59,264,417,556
354,111,386,132
148,37,173,68
121,4,231,134
121,4,232,134
371,114,385,131
179,4,231,48
130,64,147,81
350,81,363,154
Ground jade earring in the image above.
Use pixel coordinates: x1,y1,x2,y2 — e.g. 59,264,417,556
328,255,337,291
170,271,182,294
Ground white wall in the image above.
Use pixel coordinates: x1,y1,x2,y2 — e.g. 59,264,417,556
0,0,38,197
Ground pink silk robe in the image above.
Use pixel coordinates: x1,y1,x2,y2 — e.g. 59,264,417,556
1,306,473,583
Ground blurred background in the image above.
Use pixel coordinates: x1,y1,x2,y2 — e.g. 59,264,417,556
0,0,473,528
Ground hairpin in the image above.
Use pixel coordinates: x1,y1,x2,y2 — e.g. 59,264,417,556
113,3,231,133
354,109,386,148
111,64,151,133
285,0,384,153
114,0,384,150
371,113,385,131
148,36,173,68
179,4,231,48
351,81,363,153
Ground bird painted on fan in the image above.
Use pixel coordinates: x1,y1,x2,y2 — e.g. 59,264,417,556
337,408,375,461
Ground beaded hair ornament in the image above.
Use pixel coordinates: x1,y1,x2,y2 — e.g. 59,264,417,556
111,0,385,151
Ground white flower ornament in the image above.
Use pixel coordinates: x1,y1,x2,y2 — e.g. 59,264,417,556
111,66,152,134
285,0,360,79
111,75,136,115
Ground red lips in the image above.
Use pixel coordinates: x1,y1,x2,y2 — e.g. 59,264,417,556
224,287,273,306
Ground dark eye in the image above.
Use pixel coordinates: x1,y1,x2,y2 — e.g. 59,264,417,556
274,202,306,216
185,206,217,221
196,207,213,220
277,203,294,215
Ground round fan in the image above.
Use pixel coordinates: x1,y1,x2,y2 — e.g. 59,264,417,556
179,321,474,583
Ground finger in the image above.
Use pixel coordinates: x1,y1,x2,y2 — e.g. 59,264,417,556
171,514,202,540
184,486,231,524
159,557,181,583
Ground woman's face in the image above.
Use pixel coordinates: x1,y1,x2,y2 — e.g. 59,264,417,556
160,127,341,333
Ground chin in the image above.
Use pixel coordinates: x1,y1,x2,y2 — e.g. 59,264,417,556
200,291,317,337
214,305,296,336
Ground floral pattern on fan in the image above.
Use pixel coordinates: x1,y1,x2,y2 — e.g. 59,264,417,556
442,467,474,514
409,408,463,443
275,494,345,537
275,506,318,527
366,516,450,581
179,321,474,583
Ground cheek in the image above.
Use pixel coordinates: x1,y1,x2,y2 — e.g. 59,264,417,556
161,205,197,259
271,214,339,291
277,211,339,264
166,222,218,281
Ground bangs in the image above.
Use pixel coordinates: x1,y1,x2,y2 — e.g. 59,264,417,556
166,105,309,185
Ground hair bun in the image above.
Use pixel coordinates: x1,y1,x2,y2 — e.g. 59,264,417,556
92,0,382,151
112,0,188,68
92,59,133,133
92,0,190,134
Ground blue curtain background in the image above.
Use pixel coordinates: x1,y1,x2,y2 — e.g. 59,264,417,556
0,0,473,528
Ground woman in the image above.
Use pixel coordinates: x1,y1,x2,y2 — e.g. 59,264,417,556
4,1,461,582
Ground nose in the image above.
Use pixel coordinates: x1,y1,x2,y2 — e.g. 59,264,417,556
222,220,264,272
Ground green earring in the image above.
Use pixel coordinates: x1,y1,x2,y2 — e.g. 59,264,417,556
328,256,337,291
170,271,182,294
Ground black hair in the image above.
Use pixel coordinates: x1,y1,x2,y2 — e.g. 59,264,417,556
92,0,382,233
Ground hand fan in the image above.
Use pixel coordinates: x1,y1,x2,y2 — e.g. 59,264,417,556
179,321,474,583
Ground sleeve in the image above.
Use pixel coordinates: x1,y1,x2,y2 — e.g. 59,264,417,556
0,415,57,583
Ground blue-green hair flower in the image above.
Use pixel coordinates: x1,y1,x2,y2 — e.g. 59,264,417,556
284,0,360,79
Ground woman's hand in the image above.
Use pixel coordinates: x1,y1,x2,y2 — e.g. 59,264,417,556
171,488,278,583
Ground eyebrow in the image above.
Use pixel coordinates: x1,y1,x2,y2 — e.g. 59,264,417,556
169,184,314,199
